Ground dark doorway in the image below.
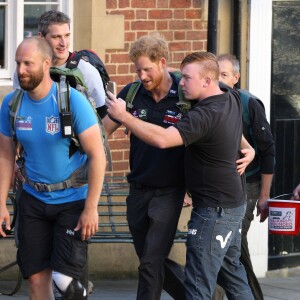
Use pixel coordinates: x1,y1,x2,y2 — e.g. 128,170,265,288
270,0,300,270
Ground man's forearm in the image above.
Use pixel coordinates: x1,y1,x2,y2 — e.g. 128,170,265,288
85,149,106,209
121,112,170,148
241,135,252,150
0,137,15,207
260,173,273,198
106,93,184,148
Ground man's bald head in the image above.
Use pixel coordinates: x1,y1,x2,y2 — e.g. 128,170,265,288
17,36,53,61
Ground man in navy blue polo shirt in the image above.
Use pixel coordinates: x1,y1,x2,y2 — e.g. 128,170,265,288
103,33,186,300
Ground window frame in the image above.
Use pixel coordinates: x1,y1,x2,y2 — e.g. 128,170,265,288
0,0,73,82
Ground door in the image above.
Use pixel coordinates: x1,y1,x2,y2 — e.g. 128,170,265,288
270,0,300,270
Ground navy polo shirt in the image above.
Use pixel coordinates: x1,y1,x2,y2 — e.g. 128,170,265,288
116,73,186,188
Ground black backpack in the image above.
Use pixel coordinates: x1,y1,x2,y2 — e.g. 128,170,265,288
66,49,110,92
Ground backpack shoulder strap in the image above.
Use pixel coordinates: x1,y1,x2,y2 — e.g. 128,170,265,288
57,76,70,113
66,51,80,70
238,89,258,151
238,89,261,176
9,88,24,141
172,71,191,115
125,81,141,111
238,89,251,126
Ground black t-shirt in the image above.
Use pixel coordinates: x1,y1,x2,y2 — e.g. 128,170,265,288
175,89,246,208
117,73,185,188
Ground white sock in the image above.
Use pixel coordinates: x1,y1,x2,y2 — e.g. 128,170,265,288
52,271,73,292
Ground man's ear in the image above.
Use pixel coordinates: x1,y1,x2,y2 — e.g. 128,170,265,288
204,77,211,87
38,32,43,38
160,57,167,68
233,72,240,86
43,57,51,70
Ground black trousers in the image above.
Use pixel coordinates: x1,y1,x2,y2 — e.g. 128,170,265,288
127,184,186,300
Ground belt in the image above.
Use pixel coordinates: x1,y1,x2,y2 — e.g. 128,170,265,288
214,206,222,213
194,206,222,213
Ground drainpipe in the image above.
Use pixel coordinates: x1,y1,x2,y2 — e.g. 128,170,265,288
207,0,219,54
233,0,241,59
233,0,242,88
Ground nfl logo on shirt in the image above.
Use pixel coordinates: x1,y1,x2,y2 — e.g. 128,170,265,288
46,116,60,135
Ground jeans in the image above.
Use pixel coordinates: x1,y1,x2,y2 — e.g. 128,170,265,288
212,181,264,300
185,204,254,300
241,181,264,300
127,185,186,300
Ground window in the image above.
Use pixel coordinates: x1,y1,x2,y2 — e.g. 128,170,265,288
0,0,7,74
0,0,72,81
24,1,60,38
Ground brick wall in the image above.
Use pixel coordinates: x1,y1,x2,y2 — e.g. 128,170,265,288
105,0,207,176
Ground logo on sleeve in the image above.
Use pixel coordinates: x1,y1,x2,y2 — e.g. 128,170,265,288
46,116,60,135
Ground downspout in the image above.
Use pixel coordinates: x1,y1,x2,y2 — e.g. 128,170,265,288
233,0,242,88
207,0,219,54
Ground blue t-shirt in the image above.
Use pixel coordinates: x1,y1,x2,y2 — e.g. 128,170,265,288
0,82,98,204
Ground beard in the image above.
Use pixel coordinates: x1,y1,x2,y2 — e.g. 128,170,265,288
18,67,44,91
142,75,163,92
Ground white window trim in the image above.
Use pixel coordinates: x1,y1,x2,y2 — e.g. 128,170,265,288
0,0,73,83
0,0,12,79
248,0,272,121
247,0,272,279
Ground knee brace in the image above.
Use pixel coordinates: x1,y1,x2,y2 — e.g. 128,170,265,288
60,279,87,300
53,273,87,300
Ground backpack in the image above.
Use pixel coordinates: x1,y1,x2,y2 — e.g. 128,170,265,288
66,49,110,92
125,71,192,115
238,89,261,177
9,67,112,192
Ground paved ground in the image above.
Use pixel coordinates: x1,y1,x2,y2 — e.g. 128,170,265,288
1,275,300,299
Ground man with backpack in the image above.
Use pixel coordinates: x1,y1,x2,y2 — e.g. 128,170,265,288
13,10,108,120
213,53,275,300
0,37,106,299
12,11,111,298
103,33,187,300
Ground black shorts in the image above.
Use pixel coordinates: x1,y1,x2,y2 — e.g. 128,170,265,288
17,190,88,279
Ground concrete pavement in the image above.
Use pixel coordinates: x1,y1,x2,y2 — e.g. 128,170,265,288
1,272,300,299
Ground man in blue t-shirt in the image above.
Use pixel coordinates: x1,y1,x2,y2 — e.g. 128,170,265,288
0,37,106,299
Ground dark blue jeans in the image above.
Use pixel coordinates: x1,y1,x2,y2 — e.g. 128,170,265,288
240,181,264,300
212,181,264,300
185,204,254,300
127,185,186,300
